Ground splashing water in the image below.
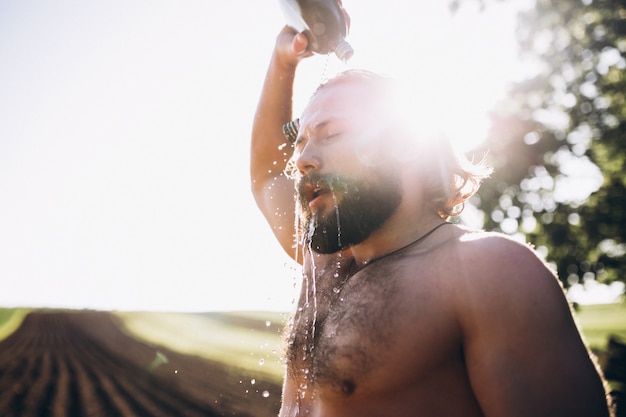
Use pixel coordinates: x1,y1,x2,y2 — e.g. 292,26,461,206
329,184,342,250
305,222,318,358
330,188,345,295
288,222,319,402
296,188,347,402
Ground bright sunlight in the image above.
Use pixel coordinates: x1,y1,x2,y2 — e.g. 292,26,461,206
0,0,533,312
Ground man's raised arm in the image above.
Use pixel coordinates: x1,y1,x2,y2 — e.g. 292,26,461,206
251,27,311,260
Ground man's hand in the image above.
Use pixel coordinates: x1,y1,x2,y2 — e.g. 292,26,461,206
274,26,313,70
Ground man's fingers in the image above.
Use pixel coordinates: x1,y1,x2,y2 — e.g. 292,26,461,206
292,32,310,55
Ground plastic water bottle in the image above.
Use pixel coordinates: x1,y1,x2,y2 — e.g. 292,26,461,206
279,0,354,61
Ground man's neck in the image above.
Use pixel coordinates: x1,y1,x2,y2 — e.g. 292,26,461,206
349,207,445,267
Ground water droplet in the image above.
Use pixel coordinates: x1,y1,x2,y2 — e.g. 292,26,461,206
265,320,272,327
332,287,340,294
262,390,270,398
251,378,256,385
258,358,265,366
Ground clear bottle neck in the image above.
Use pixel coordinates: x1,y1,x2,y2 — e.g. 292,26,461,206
334,38,354,62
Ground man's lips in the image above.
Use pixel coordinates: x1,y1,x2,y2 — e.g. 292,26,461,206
303,183,331,208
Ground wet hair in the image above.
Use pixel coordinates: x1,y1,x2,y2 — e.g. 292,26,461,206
287,69,493,220
424,136,492,219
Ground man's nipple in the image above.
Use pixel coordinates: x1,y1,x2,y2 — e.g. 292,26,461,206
341,379,356,396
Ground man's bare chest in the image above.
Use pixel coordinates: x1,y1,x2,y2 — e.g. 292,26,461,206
285,255,455,397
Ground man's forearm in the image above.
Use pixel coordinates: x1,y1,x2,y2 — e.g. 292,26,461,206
251,53,298,189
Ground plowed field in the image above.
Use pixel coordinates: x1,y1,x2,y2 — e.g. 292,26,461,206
0,310,281,417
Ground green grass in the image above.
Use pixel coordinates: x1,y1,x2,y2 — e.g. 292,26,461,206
0,308,30,341
115,311,287,383
574,303,626,350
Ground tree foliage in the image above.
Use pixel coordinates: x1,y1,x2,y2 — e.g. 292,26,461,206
465,0,626,288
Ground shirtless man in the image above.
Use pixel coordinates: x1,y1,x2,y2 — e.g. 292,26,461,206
250,26,613,417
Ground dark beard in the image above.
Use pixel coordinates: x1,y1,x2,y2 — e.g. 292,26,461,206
296,171,402,254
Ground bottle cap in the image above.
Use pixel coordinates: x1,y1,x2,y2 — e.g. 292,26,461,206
334,39,354,62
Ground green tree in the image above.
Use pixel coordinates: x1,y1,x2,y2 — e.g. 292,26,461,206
465,0,626,289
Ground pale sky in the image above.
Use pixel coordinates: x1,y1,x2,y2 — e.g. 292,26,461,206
0,0,535,312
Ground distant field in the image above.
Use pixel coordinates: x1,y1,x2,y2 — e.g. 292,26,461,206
574,303,626,349
115,310,288,383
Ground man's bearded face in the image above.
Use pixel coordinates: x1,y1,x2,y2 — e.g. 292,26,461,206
296,169,402,254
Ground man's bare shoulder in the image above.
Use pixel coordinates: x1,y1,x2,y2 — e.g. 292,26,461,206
446,227,548,271
440,226,565,307
450,226,533,249
439,226,578,339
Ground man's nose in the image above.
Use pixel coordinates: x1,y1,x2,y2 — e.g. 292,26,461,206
295,142,322,175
